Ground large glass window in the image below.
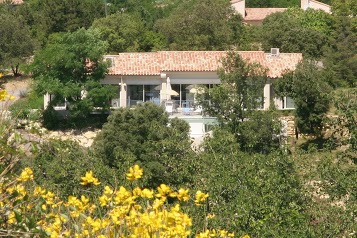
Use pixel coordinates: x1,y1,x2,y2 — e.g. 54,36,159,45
127,85,160,107
111,85,121,108
144,85,160,105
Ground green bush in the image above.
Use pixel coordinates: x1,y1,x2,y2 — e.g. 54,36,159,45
9,92,43,120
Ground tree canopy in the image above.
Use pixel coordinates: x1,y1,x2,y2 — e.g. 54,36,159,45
0,12,35,76
31,28,116,124
155,0,244,50
261,8,333,58
93,103,196,188
273,61,332,136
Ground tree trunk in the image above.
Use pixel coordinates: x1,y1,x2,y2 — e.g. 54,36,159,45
11,63,22,77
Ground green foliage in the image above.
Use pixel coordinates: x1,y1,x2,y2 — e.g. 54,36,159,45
30,28,116,127
246,0,332,7
18,0,105,44
323,4,357,87
17,139,114,199
261,8,333,58
42,107,61,130
155,0,244,50
315,152,356,236
198,51,281,153
93,103,196,188
238,111,282,154
196,137,310,237
90,12,165,53
274,61,332,136
0,12,35,76
201,52,267,126
332,88,357,151
9,92,43,120
246,0,299,7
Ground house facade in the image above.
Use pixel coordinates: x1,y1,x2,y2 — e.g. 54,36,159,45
231,0,331,25
43,50,301,138
101,50,302,112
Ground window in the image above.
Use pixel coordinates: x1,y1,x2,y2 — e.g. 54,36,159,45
282,96,295,109
127,85,160,107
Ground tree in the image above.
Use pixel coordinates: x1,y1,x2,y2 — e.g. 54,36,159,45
246,0,299,7
199,52,282,153
0,12,35,76
93,103,196,188
31,28,116,125
155,0,244,50
332,89,357,152
18,0,105,45
261,8,333,59
273,61,332,137
91,12,166,53
193,134,310,237
323,1,357,87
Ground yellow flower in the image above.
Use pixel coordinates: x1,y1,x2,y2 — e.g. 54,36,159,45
17,167,34,182
0,89,15,101
34,186,46,196
7,211,16,224
133,187,142,197
241,235,249,238
126,164,143,181
206,213,215,219
141,188,154,198
80,171,100,186
195,191,209,205
156,184,172,198
177,188,190,202
99,194,110,207
104,186,113,195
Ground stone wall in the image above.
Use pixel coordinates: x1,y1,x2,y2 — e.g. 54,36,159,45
280,116,295,137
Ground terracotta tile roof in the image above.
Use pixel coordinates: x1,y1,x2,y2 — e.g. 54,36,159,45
244,8,287,21
107,51,302,78
265,53,303,78
160,51,226,72
107,52,161,76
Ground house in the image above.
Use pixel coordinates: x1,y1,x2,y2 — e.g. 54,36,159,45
300,0,331,13
44,50,301,138
0,0,24,5
101,50,302,111
231,0,331,25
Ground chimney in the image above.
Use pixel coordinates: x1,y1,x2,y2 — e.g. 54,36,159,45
231,0,245,18
271,48,280,56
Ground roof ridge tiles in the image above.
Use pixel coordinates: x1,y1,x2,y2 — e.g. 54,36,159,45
107,51,302,78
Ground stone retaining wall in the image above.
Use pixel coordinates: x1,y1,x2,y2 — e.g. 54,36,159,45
280,116,295,137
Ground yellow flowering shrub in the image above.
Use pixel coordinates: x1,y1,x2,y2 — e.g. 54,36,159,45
0,89,15,101
0,165,239,238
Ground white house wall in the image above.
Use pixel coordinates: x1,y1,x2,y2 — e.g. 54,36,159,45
165,72,221,85
101,72,281,110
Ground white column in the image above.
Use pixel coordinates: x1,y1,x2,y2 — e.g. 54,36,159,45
120,77,127,108
263,81,271,110
44,93,51,109
160,73,167,103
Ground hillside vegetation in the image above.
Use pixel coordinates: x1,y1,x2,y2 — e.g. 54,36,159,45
0,0,356,237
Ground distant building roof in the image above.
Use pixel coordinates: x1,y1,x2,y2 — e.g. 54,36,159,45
106,51,302,78
0,0,23,5
244,8,287,21
231,0,331,24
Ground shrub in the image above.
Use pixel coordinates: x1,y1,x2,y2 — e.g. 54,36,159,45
0,165,237,238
